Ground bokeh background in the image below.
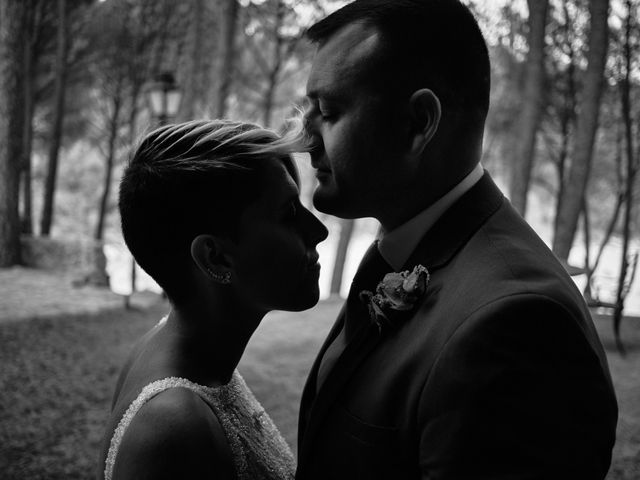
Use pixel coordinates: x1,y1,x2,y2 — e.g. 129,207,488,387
0,0,639,478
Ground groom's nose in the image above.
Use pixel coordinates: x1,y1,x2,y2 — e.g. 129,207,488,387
302,113,315,137
303,120,323,156
303,110,321,137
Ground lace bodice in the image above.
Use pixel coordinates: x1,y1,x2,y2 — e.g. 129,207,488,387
104,371,296,480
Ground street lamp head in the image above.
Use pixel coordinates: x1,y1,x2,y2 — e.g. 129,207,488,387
148,71,182,122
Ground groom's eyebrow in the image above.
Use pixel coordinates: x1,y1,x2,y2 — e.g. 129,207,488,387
306,88,345,103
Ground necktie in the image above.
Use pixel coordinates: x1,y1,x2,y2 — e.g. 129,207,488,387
343,240,391,340
316,241,390,392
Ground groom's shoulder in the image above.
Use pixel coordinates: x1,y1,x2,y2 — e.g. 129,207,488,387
414,200,593,339
457,200,579,301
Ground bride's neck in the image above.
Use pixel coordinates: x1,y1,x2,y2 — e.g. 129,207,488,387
163,297,265,386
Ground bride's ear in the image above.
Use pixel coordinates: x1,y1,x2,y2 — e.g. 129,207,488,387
190,234,233,284
407,88,441,158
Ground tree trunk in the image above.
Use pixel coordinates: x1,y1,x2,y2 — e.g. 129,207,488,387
40,0,68,237
553,0,578,235
330,218,355,295
215,0,239,118
508,0,549,217
584,189,624,296
584,124,625,296
126,86,141,304
178,0,205,120
581,196,590,271
262,0,285,127
612,0,637,354
21,32,35,235
0,1,26,266
552,0,610,261
95,87,122,241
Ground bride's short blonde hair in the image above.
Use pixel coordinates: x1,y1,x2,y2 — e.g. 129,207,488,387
119,118,306,303
132,117,307,173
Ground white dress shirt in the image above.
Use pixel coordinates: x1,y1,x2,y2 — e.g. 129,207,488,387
378,163,484,271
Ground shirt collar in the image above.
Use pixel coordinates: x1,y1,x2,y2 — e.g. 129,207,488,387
378,163,484,271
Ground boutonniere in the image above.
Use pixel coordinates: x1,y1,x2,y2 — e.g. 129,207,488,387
359,264,430,333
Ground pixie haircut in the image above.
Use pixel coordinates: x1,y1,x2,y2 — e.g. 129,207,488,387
307,0,490,126
119,119,302,303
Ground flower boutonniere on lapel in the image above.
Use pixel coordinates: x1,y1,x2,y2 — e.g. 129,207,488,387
359,264,430,333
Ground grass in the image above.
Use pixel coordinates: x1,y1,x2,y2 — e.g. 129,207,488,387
594,314,640,480
0,298,638,479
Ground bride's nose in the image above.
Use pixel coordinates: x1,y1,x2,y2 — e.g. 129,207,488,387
304,209,329,246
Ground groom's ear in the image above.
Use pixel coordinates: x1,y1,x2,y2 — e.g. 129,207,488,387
190,234,233,280
407,88,441,158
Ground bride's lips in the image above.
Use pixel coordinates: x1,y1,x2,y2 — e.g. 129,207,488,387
307,253,321,272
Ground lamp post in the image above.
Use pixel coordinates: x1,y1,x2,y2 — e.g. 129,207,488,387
126,72,182,309
148,71,182,125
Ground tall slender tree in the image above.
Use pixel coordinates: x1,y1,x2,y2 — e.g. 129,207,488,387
19,0,46,235
330,218,355,295
178,0,209,120
94,77,123,242
40,0,68,236
216,0,239,117
613,0,639,353
0,1,27,266
262,0,285,127
552,0,610,260
508,0,549,217
548,0,581,235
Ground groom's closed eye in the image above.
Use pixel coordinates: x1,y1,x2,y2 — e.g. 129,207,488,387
319,107,337,122
309,98,339,121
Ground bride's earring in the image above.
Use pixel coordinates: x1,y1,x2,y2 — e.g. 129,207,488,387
207,268,232,285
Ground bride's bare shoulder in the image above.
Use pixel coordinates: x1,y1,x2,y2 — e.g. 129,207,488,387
111,387,235,480
110,319,166,409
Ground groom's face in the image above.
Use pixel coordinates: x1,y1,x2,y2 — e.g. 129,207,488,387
304,23,410,219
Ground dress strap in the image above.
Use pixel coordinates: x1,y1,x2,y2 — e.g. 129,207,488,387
103,376,221,480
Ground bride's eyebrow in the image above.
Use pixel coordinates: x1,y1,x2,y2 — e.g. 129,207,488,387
277,192,299,212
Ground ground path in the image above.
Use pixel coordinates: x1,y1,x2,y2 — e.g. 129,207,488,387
0,266,161,323
0,265,637,479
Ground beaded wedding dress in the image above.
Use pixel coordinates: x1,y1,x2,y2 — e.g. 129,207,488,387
104,370,296,480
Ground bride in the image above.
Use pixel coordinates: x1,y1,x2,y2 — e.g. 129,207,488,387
98,119,328,479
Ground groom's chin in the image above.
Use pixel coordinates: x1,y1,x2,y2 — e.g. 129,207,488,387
313,191,360,220
313,188,345,217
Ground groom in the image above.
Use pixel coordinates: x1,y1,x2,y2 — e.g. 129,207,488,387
298,1,618,479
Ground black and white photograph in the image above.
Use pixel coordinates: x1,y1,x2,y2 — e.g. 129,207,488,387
0,0,638,478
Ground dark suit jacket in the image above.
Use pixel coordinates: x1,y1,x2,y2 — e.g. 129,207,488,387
296,173,618,480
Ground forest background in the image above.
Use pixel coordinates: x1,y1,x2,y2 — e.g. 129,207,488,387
0,0,639,324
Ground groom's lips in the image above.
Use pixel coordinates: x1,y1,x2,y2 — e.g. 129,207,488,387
311,159,331,173
312,162,332,181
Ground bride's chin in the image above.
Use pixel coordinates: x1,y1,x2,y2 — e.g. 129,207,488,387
284,287,320,312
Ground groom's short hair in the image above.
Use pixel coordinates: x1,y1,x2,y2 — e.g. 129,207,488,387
307,0,490,128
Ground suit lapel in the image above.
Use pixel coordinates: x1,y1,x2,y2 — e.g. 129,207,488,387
402,171,504,273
